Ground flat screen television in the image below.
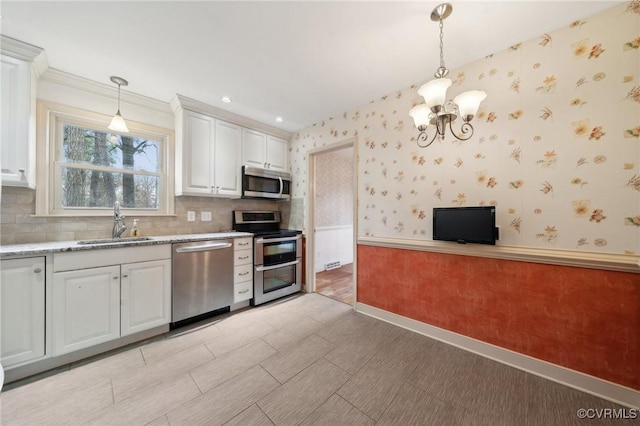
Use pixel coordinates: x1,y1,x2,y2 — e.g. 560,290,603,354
433,206,498,245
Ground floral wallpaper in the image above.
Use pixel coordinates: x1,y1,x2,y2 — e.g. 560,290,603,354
289,2,640,255
315,150,354,228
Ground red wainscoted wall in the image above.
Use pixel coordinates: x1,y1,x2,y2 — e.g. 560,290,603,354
357,244,640,391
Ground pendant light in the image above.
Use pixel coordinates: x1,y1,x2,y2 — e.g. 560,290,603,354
409,3,486,148
108,76,129,133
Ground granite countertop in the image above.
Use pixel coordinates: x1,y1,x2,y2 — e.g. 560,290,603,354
0,232,254,257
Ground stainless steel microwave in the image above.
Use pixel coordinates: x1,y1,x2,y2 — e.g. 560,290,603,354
241,166,291,200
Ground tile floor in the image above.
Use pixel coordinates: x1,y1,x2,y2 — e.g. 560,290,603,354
0,293,630,426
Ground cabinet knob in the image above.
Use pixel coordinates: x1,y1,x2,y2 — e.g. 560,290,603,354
33,268,42,273
113,276,118,280
122,274,128,278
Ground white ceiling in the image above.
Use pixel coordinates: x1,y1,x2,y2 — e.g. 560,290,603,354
1,1,620,133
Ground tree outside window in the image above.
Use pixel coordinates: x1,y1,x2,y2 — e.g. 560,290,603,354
61,124,160,209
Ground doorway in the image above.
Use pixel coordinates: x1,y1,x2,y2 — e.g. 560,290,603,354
307,140,356,306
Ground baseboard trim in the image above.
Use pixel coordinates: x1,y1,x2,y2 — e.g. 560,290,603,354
356,302,640,409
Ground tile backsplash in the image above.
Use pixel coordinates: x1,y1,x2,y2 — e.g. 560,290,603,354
0,186,283,245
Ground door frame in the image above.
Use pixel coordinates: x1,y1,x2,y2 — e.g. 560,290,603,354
306,137,358,305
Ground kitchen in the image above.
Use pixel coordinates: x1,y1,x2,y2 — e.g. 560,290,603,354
1,1,640,424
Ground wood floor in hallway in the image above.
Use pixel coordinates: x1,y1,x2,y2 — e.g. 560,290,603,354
316,263,353,305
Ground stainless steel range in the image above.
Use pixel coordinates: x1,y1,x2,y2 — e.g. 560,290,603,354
232,211,302,305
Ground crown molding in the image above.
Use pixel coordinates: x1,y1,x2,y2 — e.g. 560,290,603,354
39,68,172,114
358,236,640,273
1,35,49,78
0,35,44,62
171,94,291,140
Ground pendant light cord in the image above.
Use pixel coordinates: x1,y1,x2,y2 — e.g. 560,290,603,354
117,84,122,114
439,18,445,71
434,16,449,78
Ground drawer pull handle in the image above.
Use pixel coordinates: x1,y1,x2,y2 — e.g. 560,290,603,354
238,255,249,260
239,289,250,294
238,242,249,246
239,271,250,276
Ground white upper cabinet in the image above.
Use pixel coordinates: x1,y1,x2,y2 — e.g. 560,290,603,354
175,109,242,197
1,36,45,188
242,129,288,172
214,120,242,195
266,135,288,172
242,128,267,169
172,95,291,193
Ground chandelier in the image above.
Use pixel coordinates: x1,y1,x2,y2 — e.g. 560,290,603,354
409,3,486,148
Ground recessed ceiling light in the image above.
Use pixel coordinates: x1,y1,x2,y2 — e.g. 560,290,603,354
275,117,284,123
221,96,231,103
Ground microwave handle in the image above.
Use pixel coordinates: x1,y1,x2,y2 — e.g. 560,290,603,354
278,176,283,197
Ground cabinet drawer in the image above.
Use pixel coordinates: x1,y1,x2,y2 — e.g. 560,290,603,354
234,263,253,284
234,237,252,250
234,280,253,303
234,249,252,265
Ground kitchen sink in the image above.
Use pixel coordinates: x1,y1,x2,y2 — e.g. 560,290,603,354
77,237,153,245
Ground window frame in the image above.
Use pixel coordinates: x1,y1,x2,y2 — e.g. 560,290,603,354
36,101,175,217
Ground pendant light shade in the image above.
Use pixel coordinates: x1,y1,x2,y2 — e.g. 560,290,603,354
417,78,452,110
108,111,129,133
454,90,487,121
108,76,129,133
409,104,432,128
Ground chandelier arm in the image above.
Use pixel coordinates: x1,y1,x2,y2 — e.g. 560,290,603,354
416,128,439,148
449,120,475,141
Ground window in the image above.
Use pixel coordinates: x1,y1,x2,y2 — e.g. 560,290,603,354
37,101,174,216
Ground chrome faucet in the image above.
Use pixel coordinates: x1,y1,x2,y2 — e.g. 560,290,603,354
112,201,127,238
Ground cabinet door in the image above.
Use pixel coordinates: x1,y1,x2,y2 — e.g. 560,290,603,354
0,257,45,366
213,120,242,196
121,259,171,336
242,128,267,168
266,135,288,171
183,111,214,195
1,54,32,187
53,266,120,355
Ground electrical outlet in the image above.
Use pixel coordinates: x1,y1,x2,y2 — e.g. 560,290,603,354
201,211,212,221
187,211,196,222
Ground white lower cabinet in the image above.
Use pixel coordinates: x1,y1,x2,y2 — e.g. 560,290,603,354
121,259,171,336
53,265,121,355
233,238,253,303
52,245,172,356
0,257,45,367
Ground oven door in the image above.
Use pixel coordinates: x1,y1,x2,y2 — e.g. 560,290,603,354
253,259,302,305
255,235,301,266
253,234,302,305
242,166,291,200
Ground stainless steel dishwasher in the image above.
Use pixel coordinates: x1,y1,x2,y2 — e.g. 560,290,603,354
172,239,234,324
